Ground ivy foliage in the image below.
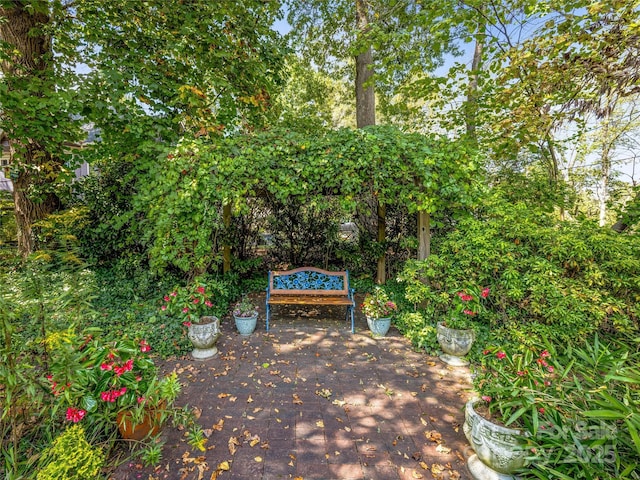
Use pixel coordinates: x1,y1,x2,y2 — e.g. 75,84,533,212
137,126,480,275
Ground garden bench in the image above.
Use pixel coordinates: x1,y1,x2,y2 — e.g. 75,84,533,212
266,267,355,333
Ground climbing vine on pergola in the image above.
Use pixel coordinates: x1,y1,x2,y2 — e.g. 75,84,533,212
140,125,481,279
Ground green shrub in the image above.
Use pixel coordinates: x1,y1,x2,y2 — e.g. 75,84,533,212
398,194,640,347
36,425,104,480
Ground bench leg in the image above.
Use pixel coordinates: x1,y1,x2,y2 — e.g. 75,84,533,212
266,303,270,331
347,305,355,333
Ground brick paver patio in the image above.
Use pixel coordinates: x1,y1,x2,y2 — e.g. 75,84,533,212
112,301,475,480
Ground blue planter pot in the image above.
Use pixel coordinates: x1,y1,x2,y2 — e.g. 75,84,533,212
234,314,258,336
366,316,391,337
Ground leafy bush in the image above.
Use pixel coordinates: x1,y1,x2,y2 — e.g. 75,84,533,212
398,194,640,347
36,425,104,480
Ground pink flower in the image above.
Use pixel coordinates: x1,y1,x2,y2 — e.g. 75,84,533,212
139,340,151,353
137,396,145,404
100,391,113,402
544,380,551,387
496,351,506,360
205,300,213,307
547,366,554,373
538,407,545,414
183,321,192,327
463,309,476,316
540,350,550,358
193,298,200,304
517,370,526,376
170,291,177,297
164,295,170,301
119,387,127,395
457,292,473,301
161,305,167,311
107,352,115,360
481,287,490,298
482,395,492,402
483,349,490,355
100,362,113,371
197,286,206,294
65,407,86,423
182,307,189,314
537,358,548,367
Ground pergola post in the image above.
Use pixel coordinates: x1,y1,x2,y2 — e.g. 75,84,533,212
376,202,386,284
223,203,231,274
418,210,430,260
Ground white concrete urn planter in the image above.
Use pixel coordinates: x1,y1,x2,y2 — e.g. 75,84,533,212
436,321,475,366
187,316,221,360
463,400,528,480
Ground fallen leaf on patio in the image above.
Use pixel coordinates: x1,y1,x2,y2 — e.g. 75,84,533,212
218,393,230,399
229,396,237,402
193,407,202,419
264,382,275,388
429,416,437,422
228,437,241,455
269,370,281,375
411,392,418,396
412,452,422,461
253,407,263,413
436,444,451,454
420,461,429,470
455,450,465,462
450,470,461,479
426,361,436,366
421,384,427,392
412,471,423,479
332,399,346,406
247,395,254,403
316,420,324,428
283,376,292,383
425,430,442,443
254,456,262,462
293,394,303,405
262,363,270,368
420,417,428,426
212,419,224,431
431,463,445,476
344,426,351,432
249,437,261,447
315,388,332,398
202,429,213,438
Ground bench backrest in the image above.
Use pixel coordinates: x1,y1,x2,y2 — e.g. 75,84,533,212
269,267,349,296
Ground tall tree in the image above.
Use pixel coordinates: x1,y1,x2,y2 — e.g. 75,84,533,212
0,0,286,257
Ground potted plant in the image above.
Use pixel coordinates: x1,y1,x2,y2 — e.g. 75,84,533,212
361,287,397,337
161,281,221,359
436,286,489,366
232,295,259,336
465,346,559,477
45,334,183,442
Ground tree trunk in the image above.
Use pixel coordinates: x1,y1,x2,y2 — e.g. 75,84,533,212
355,0,375,128
611,190,639,233
465,14,485,140
1,2,59,257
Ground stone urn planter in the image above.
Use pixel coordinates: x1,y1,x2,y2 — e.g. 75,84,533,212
463,399,528,479
436,321,475,366
234,313,258,336
188,316,221,360
366,316,392,337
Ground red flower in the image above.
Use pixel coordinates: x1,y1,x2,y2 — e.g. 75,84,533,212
463,309,476,316
170,291,177,297
205,300,213,307
196,286,206,294
457,292,473,301
547,366,554,373
538,407,545,414
100,362,113,371
540,350,550,358
537,358,548,367
65,407,86,423
139,340,151,353
517,370,526,376
182,307,189,314
107,351,115,360
183,321,192,327
483,349,490,355
481,287,490,298
164,295,170,301
161,305,167,311
137,396,145,404
482,395,492,402
496,351,506,360
193,298,200,304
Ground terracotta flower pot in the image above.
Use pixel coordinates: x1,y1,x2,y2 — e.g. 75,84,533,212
116,406,164,441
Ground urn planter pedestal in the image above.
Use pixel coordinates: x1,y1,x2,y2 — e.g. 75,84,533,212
188,316,221,360
463,400,527,480
436,321,475,366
